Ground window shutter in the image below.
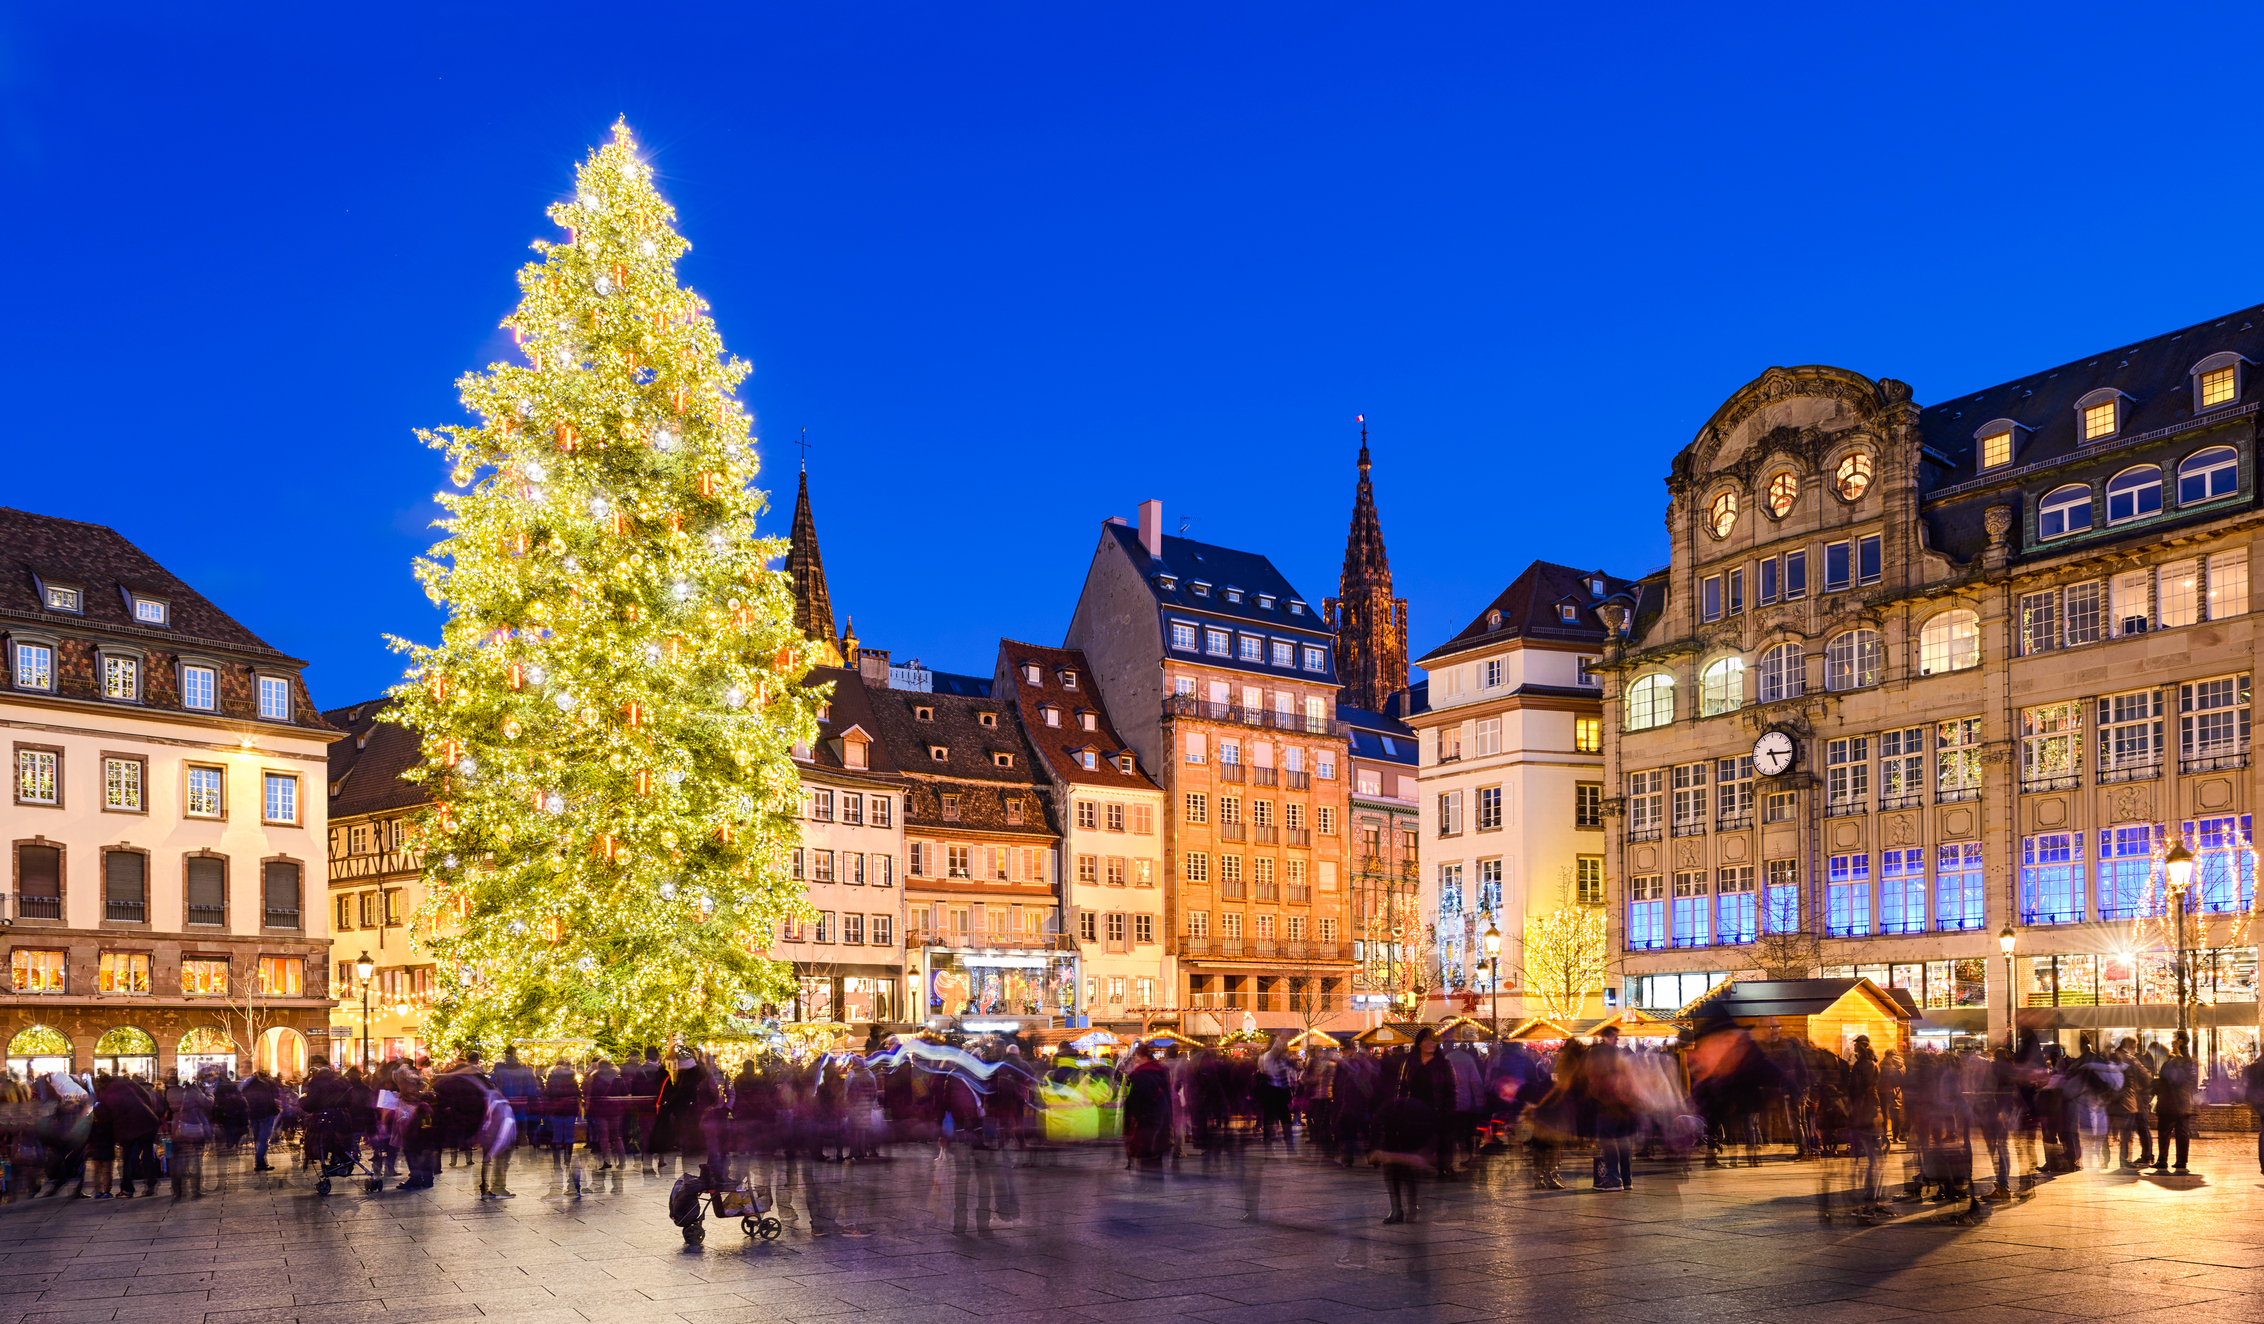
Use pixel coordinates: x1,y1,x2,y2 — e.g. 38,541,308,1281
18,845,60,898
186,856,226,910
263,861,301,921
106,850,146,904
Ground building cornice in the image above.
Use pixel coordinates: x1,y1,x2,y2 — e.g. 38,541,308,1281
0,708,340,761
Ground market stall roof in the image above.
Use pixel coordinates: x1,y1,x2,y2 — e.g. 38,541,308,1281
1503,1017,1574,1041
1434,1016,1496,1042
1355,1022,1427,1046
1587,1008,1682,1038
1686,978,1917,1022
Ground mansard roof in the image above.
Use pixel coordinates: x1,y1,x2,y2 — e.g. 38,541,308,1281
1416,560,1630,664
1101,522,1330,637
324,701,430,818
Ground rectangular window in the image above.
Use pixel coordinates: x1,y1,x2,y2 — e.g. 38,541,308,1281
104,850,146,922
1936,718,1983,800
1858,534,1882,586
262,860,301,927
1715,756,1753,825
1574,716,1601,753
1576,855,1604,905
1981,429,2013,469
1106,803,1125,832
1763,790,1796,823
2019,589,2059,655
1476,785,1501,831
10,949,66,993
257,956,304,996
257,675,291,720
2064,580,2103,646
1879,849,1925,934
810,788,833,821
1076,800,1097,830
1204,628,1231,656
1826,736,1868,811
843,914,864,944
2097,689,2164,778
875,854,894,887
98,951,150,994
1626,875,1665,950
1474,717,1501,756
2083,400,2117,440
811,850,834,883
1625,769,1662,838
1729,567,1744,615
1436,789,1463,835
2180,673,2251,772
180,957,228,996
1575,782,1604,829
1670,761,1707,833
1184,792,1208,824
14,642,52,691
1716,866,1756,944
103,654,138,701
1702,575,1723,622
1134,913,1155,944
2159,559,2200,629
1106,857,1127,887
1671,871,1709,947
1764,859,1800,932
2210,551,2249,621
2021,702,2082,791
1221,912,1243,942
43,584,78,612
1934,843,1984,931
1303,646,1327,672
102,757,142,811
1878,727,1924,807
2112,568,2152,636
185,856,225,925
18,748,59,805
1184,732,1207,764
1759,557,1779,605
1784,549,1807,600
1183,851,1209,883
2190,815,2257,913
815,912,834,943
1171,622,1197,650
1826,854,1871,936
1824,541,1851,593
2097,824,2166,920
2020,832,2085,924
263,772,298,823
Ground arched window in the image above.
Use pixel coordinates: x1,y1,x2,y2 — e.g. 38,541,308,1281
1826,629,1883,690
2107,466,2163,524
1835,452,1874,501
1918,610,1980,675
1624,674,1674,730
1708,491,1738,539
1758,642,1804,703
2039,484,2092,538
1767,470,1799,517
2179,446,2239,504
1700,657,1745,716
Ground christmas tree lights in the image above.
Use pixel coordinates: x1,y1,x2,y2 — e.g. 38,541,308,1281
386,122,815,1053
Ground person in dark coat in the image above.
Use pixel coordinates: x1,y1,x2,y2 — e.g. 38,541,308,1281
1398,1028,1458,1180
1121,1046,1174,1172
108,1075,164,1197
242,1070,281,1171
627,1048,663,1171
430,1055,492,1173
650,1051,709,1175
583,1058,628,1172
2151,1032,2199,1174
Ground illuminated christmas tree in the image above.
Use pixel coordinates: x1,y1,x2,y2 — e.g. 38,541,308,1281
387,122,814,1053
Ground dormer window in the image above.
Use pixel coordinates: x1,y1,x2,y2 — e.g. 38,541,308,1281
914,705,934,721
978,712,998,728
1287,600,1306,616
1589,578,1606,596
130,595,170,626
928,745,948,761
2192,352,2249,414
1975,420,2023,471
103,653,140,701
2076,388,2128,442
257,675,291,721
1117,753,1135,773
1022,663,1042,684
1190,581,1211,597
1224,588,1242,604
1041,704,1060,727
1257,594,1275,609
1080,712,1097,731
1079,751,1097,770
843,737,869,770
1557,604,1578,622
1156,573,1179,592
1486,609,1503,629
1061,669,1078,689
992,751,1015,768
1004,798,1024,826
816,702,832,722
43,583,81,613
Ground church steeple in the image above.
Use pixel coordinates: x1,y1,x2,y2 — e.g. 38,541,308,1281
788,466,845,667
1325,416,1409,712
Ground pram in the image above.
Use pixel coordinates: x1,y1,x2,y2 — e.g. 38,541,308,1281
310,1108,384,1196
668,1163,781,1244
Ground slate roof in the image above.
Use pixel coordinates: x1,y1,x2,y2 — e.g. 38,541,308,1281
1339,702,1418,767
801,665,906,782
1101,523,1332,639
1693,978,1915,1021
1416,561,1633,665
0,507,301,662
864,679,1057,836
994,640,1160,791
324,701,430,818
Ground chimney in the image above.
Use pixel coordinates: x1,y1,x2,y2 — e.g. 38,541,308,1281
1138,498,1163,560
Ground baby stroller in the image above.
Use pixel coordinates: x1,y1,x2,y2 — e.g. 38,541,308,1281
310,1107,384,1196
668,1163,781,1244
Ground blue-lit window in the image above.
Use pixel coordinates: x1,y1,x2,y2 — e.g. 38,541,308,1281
1204,628,1230,656
1716,867,1757,944
1880,849,1925,934
1269,640,1294,667
1170,622,1197,650
2020,832,2085,924
1627,875,1665,950
1935,843,1984,930
1763,860,1800,933
2097,824,2165,920
1826,854,1871,936
2039,484,2093,539
2179,446,2239,505
2107,466,2163,524
1671,872,1709,947
2189,815,2256,913
1825,541,1851,593
1301,646,1326,672
1238,634,1263,662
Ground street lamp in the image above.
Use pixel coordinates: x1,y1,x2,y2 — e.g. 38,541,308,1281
354,950,374,1070
1997,924,2017,1051
1481,920,1503,1044
2165,839,2198,1043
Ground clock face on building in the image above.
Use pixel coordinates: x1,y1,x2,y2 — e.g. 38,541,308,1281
1753,729,1796,777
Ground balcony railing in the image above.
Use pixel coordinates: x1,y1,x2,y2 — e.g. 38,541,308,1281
1715,814,1752,832
1824,800,1867,818
2182,748,2251,775
13,893,61,921
1286,828,1311,848
187,904,224,926
1163,693,1340,737
2021,774,2081,794
1286,770,1310,790
1220,880,1247,900
1217,822,1245,842
1877,794,1924,811
1252,767,1278,788
2098,759,2163,784
1254,883,1279,902
1287,885,1312,905
1671,821,1706,837
1936,786,1981,804
1627,827,1662,843
1253,824,1279,844
107,899,147,922
1218,762,1245,783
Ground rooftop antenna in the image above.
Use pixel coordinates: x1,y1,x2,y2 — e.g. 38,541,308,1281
1179,515,1199,535
796,426,811,472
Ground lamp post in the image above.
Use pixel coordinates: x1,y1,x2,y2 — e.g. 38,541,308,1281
2165,839,2198,1044
1997,924,2017,1051
354,950,374,1071
1482,920,1503,1043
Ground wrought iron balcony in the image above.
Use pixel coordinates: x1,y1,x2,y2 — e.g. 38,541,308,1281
1217,822,1246,842
1825,800,1867,818
2181,747,2251,775
1163,692,1340,737
2098,759,2163,784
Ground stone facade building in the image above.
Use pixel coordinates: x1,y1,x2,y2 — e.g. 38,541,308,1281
3,509,335,1081
995,640,1168,1031
1066,502,1356,1034
1601,308,2260,1069
1406,561,1620,1023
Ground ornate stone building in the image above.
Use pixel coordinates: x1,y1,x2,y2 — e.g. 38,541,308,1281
3,509,336,1081
1601,309,2260,1069
1326,427,1410,715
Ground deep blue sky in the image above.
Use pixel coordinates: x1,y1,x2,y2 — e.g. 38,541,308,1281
9,5,2264,707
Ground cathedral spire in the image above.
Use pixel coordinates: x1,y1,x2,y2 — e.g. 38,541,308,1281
1326,415,1409,712
788,466,845,667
